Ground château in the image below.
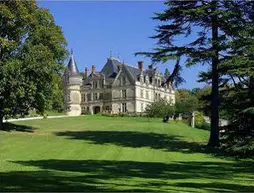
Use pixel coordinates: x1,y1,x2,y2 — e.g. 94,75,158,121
64,51,175,115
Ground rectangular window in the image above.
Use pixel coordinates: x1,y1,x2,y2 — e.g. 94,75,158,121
146,91,149,99
105,106,110,111
122,90,127,98
122,103,127,112
104,93,110,100
87,93,91,101
93,93,98,101
100,80,103,88
141,103,144,112
83,94,86,102
99,93,103,99
93,81,98,88
140,89,143,98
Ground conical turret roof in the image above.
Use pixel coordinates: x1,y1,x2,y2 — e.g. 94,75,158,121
67,50,80,76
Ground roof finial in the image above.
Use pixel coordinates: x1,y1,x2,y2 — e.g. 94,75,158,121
71,49,73,55
110,50,112,57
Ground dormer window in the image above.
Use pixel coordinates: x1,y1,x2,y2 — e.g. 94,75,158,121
122,90,127,98
149,77,152,84
93,81,98,88
99,80,103,88
122,77,126,85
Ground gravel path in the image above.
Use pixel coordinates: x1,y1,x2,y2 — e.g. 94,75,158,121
3,115,83,123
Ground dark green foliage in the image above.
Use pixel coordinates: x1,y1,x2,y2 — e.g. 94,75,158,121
50,74,64,112
81,110,92,115
161,58,185,88
196,122,210,131
164,68,170,79
216,1,254,156
101,113,144,118
0,1,68,128
136,1,253,148
191,87,211,116
220,85,254,156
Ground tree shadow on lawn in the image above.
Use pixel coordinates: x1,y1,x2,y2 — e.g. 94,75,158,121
55,130,207,154
1,122,36,133
1,159,253,192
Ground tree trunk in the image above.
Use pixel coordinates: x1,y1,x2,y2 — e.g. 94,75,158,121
0,116,3,130
249,77,254,133
208,0,220,147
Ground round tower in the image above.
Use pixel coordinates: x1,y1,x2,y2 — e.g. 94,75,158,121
64,50,82,116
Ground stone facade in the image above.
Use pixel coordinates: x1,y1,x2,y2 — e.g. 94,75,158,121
64,53,175,115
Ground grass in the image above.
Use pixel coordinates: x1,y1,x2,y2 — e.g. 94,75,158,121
45,110,66,116
0,116,253,192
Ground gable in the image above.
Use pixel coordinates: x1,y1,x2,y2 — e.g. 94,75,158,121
100,57,121,78
112,66,134,86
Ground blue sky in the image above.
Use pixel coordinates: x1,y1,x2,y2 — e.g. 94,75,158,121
38,1,207,89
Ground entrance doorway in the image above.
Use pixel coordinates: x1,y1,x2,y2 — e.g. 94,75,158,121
93,106,101,114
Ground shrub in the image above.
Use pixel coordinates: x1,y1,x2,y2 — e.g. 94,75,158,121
194,111,210,130
145,99,175,118
81,110,91,115
196,122,210,130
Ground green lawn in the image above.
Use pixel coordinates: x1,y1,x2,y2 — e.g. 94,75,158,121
0,116,253,192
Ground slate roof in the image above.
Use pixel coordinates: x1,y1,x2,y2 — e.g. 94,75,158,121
125,65,140,77
144,69,155,78
100,57,142,80
82,56,167,85
88,71,104,78
100,57,121,78
67,52,80,76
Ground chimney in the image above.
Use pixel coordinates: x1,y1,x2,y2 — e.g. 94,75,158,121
92,65,96,74
84,67,88,77
138,61,144,71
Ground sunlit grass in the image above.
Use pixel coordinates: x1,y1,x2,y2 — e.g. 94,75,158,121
0,116,253,192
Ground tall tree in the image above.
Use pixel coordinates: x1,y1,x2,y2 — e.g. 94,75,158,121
191,87,211,117
217,1,254,155
136,1,251,147
0,1,68,129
